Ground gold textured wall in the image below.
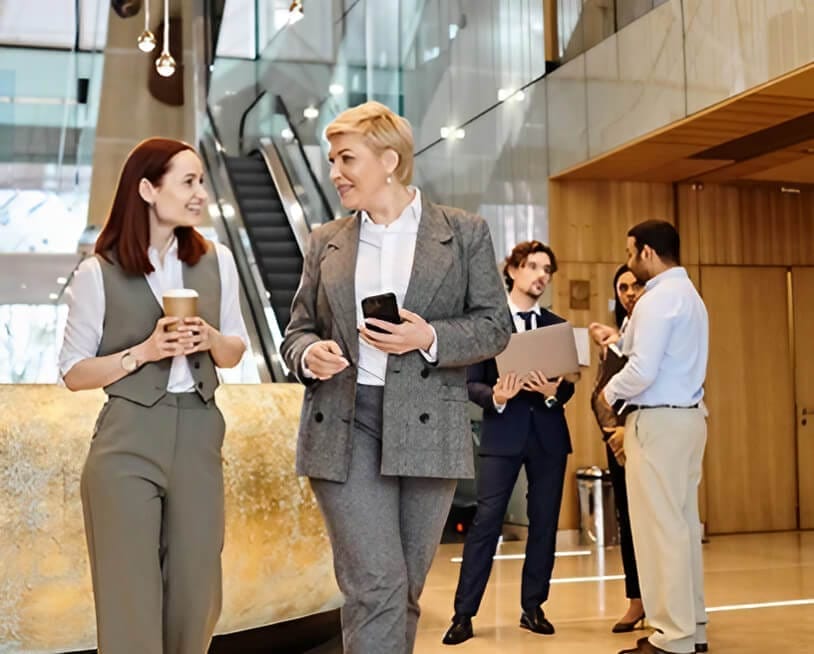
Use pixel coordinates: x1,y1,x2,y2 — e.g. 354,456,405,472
0,384,340,652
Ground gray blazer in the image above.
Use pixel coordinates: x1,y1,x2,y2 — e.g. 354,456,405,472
281,196,511,482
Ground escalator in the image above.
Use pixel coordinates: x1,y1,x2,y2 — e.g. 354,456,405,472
223,152,302,331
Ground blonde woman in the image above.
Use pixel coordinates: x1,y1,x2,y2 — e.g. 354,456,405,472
281,101,511,653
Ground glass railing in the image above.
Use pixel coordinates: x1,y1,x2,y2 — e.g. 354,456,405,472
0,0,108,383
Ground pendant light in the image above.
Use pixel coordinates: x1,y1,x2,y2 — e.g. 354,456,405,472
155,0,176,77
137,0,157,52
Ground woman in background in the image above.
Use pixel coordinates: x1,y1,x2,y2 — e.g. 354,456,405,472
590,265,645,633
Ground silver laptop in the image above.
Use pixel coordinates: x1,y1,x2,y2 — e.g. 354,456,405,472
495,321,580,379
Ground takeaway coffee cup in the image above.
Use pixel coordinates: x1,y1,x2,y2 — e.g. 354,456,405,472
162,289,199,331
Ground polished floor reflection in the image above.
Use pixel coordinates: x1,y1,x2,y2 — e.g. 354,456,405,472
415,531,814,653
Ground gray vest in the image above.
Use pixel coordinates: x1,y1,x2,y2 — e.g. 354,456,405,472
96,244,221,407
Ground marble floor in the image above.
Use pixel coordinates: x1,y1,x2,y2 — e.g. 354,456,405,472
412,530,814,653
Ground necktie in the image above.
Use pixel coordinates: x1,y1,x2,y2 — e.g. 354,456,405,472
516,310,536,332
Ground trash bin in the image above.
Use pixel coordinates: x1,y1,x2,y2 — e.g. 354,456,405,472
576,466,619,547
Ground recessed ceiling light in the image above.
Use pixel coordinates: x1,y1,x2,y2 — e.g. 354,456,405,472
303,105,319,120
329,83,344,96
49,292,58,300
57,276,67,284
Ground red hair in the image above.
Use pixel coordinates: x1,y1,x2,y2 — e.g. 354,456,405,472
95,137,208,275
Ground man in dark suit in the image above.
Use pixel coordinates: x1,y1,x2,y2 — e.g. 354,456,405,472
443,241,575,645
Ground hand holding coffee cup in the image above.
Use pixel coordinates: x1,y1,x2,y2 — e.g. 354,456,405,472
162,289,199,331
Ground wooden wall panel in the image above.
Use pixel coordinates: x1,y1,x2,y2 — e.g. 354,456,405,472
701,267,797,533
683,184,814,266
549,180,675,263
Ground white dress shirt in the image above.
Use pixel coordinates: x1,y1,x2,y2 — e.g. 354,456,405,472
355,187,437,385
603,267,708,408
493,298,542,411
59,238,250,392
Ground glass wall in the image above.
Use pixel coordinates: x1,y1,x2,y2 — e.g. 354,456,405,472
558,0,670,62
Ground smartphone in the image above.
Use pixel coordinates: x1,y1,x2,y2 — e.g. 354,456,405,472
361,292,402,333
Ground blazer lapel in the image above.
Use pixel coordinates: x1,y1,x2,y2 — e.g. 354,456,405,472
320,216,360,364
403,198,454,316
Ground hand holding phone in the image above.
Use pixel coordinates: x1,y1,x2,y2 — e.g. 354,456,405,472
361,292,403,334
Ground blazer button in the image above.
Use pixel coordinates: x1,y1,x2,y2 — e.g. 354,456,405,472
419,413,430,424
197,381,204,389
420,368,429,379
194,361,201,369
315,412,324,423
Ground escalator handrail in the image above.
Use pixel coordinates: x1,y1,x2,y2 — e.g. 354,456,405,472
275,95,335,221
238,91,335,222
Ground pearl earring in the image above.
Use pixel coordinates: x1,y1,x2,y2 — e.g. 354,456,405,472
386,175,392,185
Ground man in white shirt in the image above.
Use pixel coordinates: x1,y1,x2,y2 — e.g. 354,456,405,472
600,220,709,654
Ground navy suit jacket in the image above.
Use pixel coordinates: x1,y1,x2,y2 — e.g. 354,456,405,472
467,308,574,457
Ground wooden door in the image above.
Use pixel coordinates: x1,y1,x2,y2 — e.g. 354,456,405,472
793,267,814,528
702,267,798,533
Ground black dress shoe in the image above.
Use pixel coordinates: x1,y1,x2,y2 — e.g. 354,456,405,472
442,614,473,645
519,606,555,635
617,639,672,654
695,643,708,653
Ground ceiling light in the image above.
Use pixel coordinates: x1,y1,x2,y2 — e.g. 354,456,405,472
329,83,344,96
49,293,58,300
498,88,526,102
781,187,801,194
281,127,294,140
448,23,459,40
440,126,465,140
137,30,157,52
288,0,304,25
56,276,67,285
303,105,319,119
137,0,156,52
154,0,176,77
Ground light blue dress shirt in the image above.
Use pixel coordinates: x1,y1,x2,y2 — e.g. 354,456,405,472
603,267,708,408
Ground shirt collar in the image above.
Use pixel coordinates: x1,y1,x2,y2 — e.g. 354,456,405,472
507,297,541,316
360,186,422,229
147,235,179,265
645,266,687,291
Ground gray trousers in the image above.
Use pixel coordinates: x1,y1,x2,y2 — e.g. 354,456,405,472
81,393,225,654
310,385,457,654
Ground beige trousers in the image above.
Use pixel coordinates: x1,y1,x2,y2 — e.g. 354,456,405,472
81,393,225,654
624,407,708,654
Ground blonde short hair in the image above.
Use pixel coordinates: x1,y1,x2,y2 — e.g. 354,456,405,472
325,101,414,186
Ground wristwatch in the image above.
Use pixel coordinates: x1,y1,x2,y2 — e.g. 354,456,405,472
121,350,139,373
544,395,558,409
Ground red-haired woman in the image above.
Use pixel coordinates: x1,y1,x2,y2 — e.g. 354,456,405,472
59,137,248,653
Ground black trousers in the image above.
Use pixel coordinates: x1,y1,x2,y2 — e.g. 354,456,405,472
453,432,568,616
606,442,641,599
